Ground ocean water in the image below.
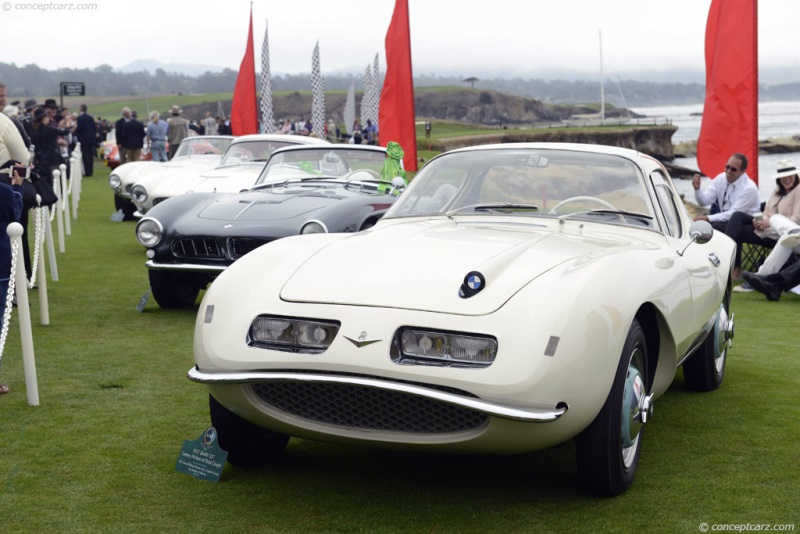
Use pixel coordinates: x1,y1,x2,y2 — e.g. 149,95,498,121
631,101,800,201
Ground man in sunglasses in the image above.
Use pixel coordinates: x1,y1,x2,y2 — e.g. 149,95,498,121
692,153,761,232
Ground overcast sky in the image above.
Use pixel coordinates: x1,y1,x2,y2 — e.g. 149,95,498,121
2,0,797,80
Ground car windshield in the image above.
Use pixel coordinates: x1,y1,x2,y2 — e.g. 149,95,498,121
218,140,298,167
255,148,387,185
173,137,232,158
385,148,654,228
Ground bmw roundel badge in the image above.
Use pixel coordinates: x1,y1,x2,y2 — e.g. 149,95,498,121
459,271,486,298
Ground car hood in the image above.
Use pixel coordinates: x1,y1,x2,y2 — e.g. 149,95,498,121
279,218,642,314
165,164,261,194
197,191,328,222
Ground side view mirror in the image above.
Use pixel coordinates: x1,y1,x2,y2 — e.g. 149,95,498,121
688,220,713,245
677,219,713,257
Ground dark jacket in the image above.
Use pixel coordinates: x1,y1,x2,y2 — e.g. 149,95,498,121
124,119,146,149
75,112,96,146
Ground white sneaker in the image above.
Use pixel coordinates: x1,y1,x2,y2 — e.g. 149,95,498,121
733,282,754,293
779,228,800,249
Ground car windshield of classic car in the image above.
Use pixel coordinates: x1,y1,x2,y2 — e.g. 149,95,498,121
254,147,387,184
386,148,656,227
172,136,232,158
218,140,302,167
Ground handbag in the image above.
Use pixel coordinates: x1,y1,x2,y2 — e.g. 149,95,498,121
29,170,59,207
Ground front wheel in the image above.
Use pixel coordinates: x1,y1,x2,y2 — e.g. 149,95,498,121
575,318,652,496
209,394,289,466
683,298,733,391
148,270,202,308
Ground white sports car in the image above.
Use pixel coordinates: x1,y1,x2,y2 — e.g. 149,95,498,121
188,143,735,496
130,134,328,215
108,135,234,219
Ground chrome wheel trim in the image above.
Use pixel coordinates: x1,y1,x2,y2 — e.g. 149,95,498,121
713,305,731,376
621,346,646,469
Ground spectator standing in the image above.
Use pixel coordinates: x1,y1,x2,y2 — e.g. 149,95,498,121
74,104,96,176
203,111,217,135
146,111,168,162
124,111,146,163
115,107,132,165
166,105,188,160
352,119,363,144
216,117,231,136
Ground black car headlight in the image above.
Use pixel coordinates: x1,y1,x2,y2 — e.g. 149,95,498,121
109,174,121,190
391,327,497,368
135,218,163,247
131,184,148,203
300,220,328,234
248,315,340,353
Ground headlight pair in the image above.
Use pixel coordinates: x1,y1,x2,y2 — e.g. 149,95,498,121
249,315,340,353
392,328,497,368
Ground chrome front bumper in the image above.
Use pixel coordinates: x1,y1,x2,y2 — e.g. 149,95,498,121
187,367,568,423
145,260,227,273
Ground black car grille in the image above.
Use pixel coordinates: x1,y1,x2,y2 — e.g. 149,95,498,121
251,381,489,434
173,237,224,259
230,238,271,259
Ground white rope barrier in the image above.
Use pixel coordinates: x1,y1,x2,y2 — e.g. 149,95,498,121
44,204,58,282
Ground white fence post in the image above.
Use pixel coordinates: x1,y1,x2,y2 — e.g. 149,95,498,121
35,211,49,326
59,163,71,236
53,169,65,253
8,222,39,406
44,205,59,282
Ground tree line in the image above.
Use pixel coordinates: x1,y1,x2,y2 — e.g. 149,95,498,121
2,62,799,107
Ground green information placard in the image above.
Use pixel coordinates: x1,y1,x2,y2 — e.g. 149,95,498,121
175,427,228,483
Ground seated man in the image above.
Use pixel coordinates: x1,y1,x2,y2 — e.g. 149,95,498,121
692,153,760,231
691,153,761,278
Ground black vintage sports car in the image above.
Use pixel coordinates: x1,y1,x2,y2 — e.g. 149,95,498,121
135,145,404,308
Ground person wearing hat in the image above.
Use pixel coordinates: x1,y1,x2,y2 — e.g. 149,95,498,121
737,159,800,294
30,107,70,183
166,105,188,160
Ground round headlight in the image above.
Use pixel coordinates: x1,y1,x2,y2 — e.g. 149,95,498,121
135,218,163,247
131,184,148,203
109,174,121,190
300,220,328,235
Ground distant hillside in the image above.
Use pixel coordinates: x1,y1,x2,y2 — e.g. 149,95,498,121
3,61,800,107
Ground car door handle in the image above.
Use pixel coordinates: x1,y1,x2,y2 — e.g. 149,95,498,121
707,252,721,267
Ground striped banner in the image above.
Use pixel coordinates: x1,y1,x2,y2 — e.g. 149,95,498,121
259,20,276,133
344,81,356,135
360,64,373,130
371,54,381,129
310,41,325,138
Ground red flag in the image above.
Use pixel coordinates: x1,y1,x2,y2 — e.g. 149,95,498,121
697,0,758,183
230,5,258,136
379,0,418,172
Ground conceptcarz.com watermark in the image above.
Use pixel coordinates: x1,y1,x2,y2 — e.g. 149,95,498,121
2,2,98,11
699,524,795,532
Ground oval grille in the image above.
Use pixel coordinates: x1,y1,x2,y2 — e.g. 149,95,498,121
251,382,488,434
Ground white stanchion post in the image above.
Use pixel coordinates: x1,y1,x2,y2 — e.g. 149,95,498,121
36,218,49,326
53,169,65,253
44,205,59,282
74,143,82,206
8,222,39,406
60,163,71,236
70,156,79,220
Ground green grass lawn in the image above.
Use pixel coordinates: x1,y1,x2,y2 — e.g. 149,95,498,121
0,163,798,533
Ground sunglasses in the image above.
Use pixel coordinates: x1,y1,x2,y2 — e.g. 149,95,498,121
725,165,740,172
